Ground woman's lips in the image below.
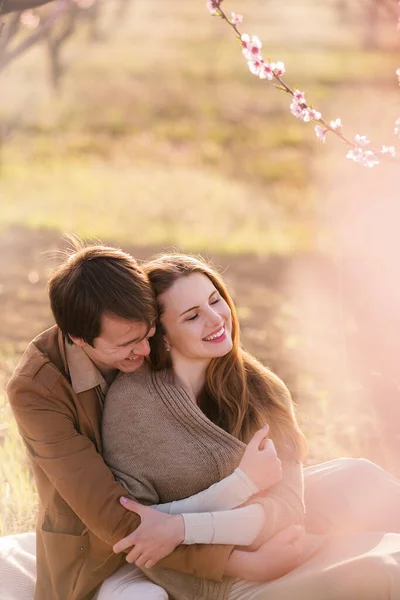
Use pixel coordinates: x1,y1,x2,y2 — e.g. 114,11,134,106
203,326,227,343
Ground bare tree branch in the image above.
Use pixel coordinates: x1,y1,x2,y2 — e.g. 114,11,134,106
0,11,21,54
0,0,54,15
46,1,78,89
0,0,68,71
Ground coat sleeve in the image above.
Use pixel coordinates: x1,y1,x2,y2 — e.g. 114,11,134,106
246,457,305,544
7,374,233,581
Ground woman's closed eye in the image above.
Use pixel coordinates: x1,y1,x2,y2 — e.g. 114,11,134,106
186,313,199,321
186,298,221,321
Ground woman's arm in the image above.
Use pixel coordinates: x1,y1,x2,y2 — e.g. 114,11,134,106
153,458,303,548
153,467,258,514
181,503,265,546
154,426,282,515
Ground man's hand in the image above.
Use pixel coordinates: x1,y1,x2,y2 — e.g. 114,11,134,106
113,497,185,569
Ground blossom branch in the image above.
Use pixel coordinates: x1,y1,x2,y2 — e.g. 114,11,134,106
207,0,399,168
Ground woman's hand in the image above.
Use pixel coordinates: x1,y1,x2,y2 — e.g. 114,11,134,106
239,425,282,491
226,524,305,582
113,497,185,569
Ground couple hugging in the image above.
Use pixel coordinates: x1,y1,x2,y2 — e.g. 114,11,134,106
5,242,400,600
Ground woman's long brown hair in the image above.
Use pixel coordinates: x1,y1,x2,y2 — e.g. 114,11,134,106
143,254,306,459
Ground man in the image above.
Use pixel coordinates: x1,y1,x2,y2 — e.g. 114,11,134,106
6,242,238,600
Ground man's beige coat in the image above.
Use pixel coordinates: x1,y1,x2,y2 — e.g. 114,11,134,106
7,326,232,600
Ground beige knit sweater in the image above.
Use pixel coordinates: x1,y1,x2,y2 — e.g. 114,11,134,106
102,365,304,600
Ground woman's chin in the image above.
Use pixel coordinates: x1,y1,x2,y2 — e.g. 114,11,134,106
205,339,233,358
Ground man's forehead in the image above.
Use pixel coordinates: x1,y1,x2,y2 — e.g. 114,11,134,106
99,315,149,344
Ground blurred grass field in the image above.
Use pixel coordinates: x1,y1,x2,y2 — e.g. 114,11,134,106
1,0,399,252
1,0,400,534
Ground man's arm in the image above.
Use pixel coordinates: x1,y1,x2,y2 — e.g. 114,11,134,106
7,374,233,581
247,458,305,545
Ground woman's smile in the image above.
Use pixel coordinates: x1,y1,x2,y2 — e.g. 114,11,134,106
202,325,227,343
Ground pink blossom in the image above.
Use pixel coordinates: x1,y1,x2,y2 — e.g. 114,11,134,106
307,108,322,121
241,34,262,60
206,0,221,15
395,118,400,137
396,68,400,84
346,147,379,168
231,12,243,25
354,134,370,146
346,148,363,162
20,10,40,28
315,125,327,143
293,89,306,104
259,61,275,80
290,100,305,120
273,61,285,77
381,145,397,157
301,109,313,122
299,107,321,123
330,118,342,130
248,58,264,77
362,150,380,167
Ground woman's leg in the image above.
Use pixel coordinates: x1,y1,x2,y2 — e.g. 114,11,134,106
94,563,168,600
227,532,400,600
303,457,400,534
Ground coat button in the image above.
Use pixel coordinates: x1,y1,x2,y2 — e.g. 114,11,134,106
80,547,84,551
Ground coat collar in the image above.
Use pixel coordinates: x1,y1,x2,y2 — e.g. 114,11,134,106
58,331,107,395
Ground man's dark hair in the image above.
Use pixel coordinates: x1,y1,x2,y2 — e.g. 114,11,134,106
48,243,156,345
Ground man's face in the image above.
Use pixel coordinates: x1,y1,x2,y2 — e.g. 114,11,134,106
71,314,156,375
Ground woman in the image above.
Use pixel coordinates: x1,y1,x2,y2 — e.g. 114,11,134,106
100,253,400,600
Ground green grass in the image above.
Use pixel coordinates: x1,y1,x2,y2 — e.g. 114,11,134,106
0,404,38,536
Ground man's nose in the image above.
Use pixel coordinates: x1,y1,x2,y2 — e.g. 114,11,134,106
133,338,151,357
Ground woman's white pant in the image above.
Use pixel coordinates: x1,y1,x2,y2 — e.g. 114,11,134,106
93,562,168,600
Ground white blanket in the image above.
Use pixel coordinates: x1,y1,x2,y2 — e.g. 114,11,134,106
0,533,36,600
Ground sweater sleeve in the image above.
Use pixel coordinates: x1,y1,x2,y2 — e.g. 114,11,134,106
153,468,258,514
182,504,265,545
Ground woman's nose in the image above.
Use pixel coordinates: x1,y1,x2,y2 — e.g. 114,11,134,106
207,308,223,327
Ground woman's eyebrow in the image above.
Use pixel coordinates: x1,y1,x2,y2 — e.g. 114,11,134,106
179,290,218,317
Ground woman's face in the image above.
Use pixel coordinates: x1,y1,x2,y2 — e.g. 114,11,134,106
159,272,233,362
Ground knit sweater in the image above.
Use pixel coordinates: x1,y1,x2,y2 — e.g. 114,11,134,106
102,365,304,600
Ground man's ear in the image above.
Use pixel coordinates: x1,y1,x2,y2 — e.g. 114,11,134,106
68,335,85,347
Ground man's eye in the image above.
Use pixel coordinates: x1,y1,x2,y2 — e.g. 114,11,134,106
187,314,199,321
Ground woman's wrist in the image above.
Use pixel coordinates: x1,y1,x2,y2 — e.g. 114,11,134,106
171,514,185,546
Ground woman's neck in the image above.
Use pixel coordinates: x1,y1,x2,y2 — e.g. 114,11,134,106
172,355,210,403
